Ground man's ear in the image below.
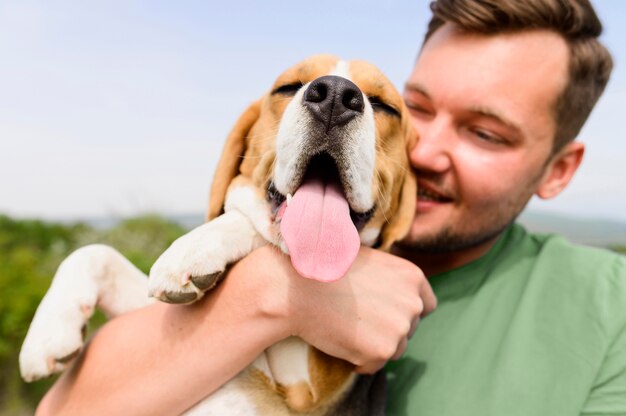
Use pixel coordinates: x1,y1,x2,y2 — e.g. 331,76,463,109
536,141,585,199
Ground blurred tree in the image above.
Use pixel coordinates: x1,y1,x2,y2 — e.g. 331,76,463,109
103,215,186,272
0,214,185,414
611,245,626,255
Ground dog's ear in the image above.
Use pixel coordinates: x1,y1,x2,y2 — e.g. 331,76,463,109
378,121,418,250
378,170,417,250
207,99,262,221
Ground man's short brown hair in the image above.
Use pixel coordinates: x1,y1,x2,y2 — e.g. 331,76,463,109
424,0,613,152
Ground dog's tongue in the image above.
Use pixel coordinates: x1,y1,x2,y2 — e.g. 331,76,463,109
280,177,360,282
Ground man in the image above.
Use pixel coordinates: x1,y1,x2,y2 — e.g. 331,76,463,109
385,1,624,414
38,0,625,415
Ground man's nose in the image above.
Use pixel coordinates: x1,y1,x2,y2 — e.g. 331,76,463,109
409,117,453,173
303,75,364,132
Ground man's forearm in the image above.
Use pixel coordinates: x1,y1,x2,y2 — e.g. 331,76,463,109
37,274,288,416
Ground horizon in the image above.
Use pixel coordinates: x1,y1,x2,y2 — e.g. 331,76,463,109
9,209,622,250
1,1,625,222
4,206,626,225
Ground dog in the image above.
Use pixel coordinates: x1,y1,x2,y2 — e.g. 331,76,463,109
20,55,417,415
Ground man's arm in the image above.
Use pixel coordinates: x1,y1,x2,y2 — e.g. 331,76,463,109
37,245,435,415
37,265,286,416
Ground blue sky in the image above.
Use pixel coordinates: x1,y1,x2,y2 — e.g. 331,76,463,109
1,1,625,221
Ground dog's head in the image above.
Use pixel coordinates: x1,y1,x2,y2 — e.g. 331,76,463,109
209,55,417,281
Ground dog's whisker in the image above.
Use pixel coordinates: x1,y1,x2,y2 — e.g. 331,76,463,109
374,170,391,225
375,150,411,174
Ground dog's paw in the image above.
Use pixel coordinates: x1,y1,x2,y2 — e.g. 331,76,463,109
20,302,92,382
148,224,228,304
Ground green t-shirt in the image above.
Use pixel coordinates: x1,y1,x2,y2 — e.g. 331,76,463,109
386,223,626,416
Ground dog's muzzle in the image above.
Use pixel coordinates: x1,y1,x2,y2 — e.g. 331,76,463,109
272,74,377,283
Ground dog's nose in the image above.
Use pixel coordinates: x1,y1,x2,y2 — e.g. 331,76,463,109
303,75,364,131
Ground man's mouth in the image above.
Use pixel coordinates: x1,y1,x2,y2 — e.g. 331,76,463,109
266,152,374,282
417,182,453,203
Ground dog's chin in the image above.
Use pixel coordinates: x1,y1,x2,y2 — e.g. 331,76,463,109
267,152,375,231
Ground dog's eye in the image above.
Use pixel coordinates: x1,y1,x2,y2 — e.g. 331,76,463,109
368,96,400,117
272,82,304,96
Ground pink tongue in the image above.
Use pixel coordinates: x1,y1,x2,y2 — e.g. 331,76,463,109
280,178,360,282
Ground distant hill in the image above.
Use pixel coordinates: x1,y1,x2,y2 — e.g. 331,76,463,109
168,213,205,230
169,210,626,248
67,213,205,231
517,211,626,247
71,210,625,249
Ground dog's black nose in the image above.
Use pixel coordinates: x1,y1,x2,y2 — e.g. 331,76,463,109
303,75,364,131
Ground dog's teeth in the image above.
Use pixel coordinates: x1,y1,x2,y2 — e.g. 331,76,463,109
287,193,293,206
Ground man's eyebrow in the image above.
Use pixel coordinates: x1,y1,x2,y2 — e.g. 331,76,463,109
468,105,523,135
404,82,430,99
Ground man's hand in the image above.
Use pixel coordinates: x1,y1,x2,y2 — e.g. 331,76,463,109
231,245,437,374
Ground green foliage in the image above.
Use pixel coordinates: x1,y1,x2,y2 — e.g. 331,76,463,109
609,245,626,254
78,215,186,273
0,214,185,413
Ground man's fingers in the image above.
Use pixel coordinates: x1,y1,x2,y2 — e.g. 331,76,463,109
391,337,408,361
408,317,420,339
419,279,437,317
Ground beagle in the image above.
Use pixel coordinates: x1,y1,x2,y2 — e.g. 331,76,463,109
20,55,417,415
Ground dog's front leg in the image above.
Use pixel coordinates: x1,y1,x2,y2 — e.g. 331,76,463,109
149,210,266,304
20,245,153,382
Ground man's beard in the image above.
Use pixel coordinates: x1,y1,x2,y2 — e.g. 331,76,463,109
397,216,515,254
397,190,533,255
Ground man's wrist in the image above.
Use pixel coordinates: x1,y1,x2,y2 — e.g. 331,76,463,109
225,245,295,343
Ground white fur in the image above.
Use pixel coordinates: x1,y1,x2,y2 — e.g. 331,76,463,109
273,92,309,195
224,184,278,246
264,337,311,387
330,60,350,78
360,227,381,246
337,103,377,212
251,352,274,382
183,377,260,416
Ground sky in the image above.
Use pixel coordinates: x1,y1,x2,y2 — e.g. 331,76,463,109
1,1,625,222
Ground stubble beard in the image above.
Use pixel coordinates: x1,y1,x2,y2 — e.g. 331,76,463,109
399,215,516,254
398,181,539,255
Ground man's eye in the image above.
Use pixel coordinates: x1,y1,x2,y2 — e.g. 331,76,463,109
405,101,431,115
472,128,505,145
368,96,400,117
272,82,304,96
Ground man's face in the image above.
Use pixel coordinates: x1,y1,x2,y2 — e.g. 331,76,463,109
401,24,569,252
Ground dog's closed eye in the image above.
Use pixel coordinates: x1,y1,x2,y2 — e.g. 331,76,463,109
272,82,305,96
368,96,400,117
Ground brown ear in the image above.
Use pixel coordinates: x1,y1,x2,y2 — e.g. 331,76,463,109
378,120,418,250
378,170,416,250
206,99,262,221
